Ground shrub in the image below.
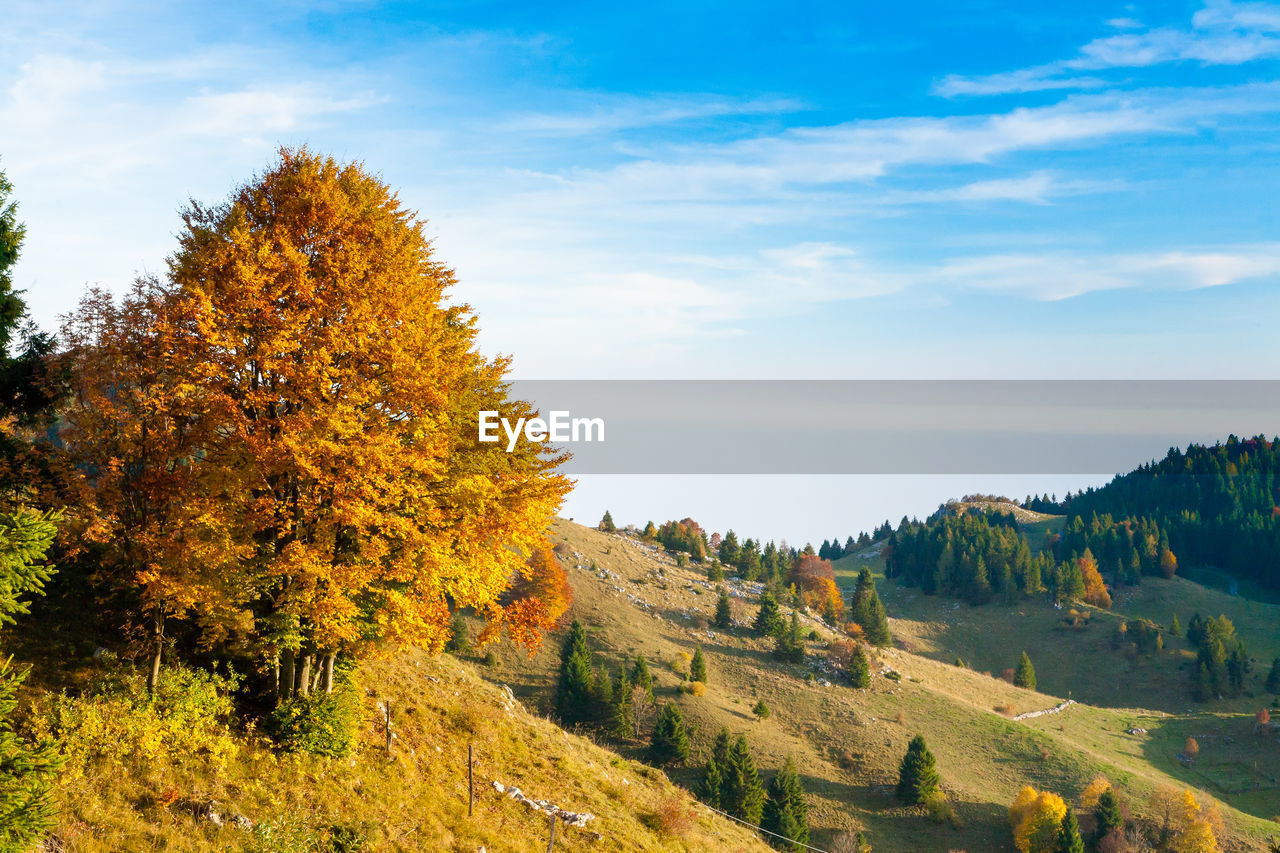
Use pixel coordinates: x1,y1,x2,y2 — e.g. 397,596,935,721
752,699,770,720
268,684,363,758
35,662,239,776
643,796,693,840
481,650,499,667
925,790,962,828
679,681,706,697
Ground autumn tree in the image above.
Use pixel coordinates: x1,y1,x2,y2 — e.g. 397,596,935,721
1008,786,1068,853
1078,550,1112,609
63,149,570,695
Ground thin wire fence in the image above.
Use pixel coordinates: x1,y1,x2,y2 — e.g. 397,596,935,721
697,803,833,853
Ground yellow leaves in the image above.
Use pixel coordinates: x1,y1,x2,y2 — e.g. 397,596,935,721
1080,775,1112,810
1008,785,1067,853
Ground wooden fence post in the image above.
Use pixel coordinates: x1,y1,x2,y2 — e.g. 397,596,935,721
468,742,474,817
545,812,556,851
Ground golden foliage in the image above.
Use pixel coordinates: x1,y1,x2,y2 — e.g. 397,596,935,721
1080,775,1112,810
1008,785,1067,853
60,148,571,667
1078,551,1112,609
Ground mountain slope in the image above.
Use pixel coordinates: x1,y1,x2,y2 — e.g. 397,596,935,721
478,520,1280,853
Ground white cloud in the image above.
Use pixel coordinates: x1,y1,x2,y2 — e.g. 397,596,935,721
937,1,1280,97
496,95,802,136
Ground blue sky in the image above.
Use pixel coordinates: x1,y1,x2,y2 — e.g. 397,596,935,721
3,0,1279,541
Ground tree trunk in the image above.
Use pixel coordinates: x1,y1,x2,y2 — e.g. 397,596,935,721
272,649,280,697
297,654,312,697
323,652,336,694
280,649,296,700
147,610,164,693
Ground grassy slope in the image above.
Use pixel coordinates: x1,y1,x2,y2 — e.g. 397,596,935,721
32,649,773,853
477,520,1278,853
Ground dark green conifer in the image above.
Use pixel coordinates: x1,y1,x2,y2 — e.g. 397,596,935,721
754,590,784,637
554,621,595,725
761,756,808,850
714,587,733,629
849,644,871,689
895,734,940,805
648,702,690,766
772,612,806,664
631,655,654,701
1266,656,1280,694
1014,651,1037,691
722,735,765,824
1093,789,1124,845
1056,808,1085,853
689,647,707,683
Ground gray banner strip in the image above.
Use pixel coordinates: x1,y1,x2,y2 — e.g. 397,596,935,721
493,380,1280,474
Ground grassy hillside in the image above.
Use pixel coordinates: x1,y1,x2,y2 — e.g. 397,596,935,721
475,520,1280,853
19,647,773,852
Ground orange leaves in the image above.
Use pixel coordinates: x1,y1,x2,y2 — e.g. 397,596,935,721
60,148,571,665
1077,550,1112,610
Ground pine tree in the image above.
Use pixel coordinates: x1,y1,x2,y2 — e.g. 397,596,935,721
762,756,809,850
1056,808,1085,853
754,589,784,637
1267,657,1280,694
895,734,940,805
850,568,892,646
1194,662,1214,702
849,644,871,689
752,699,771,720
609,667,635,739
1170,613,1182,637
1093,789,1124,845
631,655,654,702
0,510,60,850
714,587,733,630
599,510,616,533
1014,651,1037,691
690,647,708,683
773,612,806,664
722,735,765,825
649,702,691,766
698,746,724,808
554,621,595,725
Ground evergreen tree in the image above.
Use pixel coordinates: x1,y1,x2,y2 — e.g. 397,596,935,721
753,590,784,637
1170,613,1182,637
0,510,60,850
1014,651,1037,691
1056,808,1085,853
773,612,806,664
649,702,691,765
599,510,616,532
849,644,871,688
642,520,657,541
752,699,771,720
714,587,734,629
698,746,724,807
850,568,892,646
1194,662,1214,702
1093,789,1124,846
704,727,732,805
708,561,725,582
609,667,635,739
554,621,595,725
895,735,940,805
1267,657,1280,694
722,735,765,825
689,647,708,683
631,655,654,702
761,756,809,850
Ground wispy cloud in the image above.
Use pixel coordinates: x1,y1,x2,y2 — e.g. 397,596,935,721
496,94,802,136
936,1,1280,97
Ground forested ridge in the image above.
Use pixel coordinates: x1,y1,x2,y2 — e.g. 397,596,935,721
1059,436,1280,592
